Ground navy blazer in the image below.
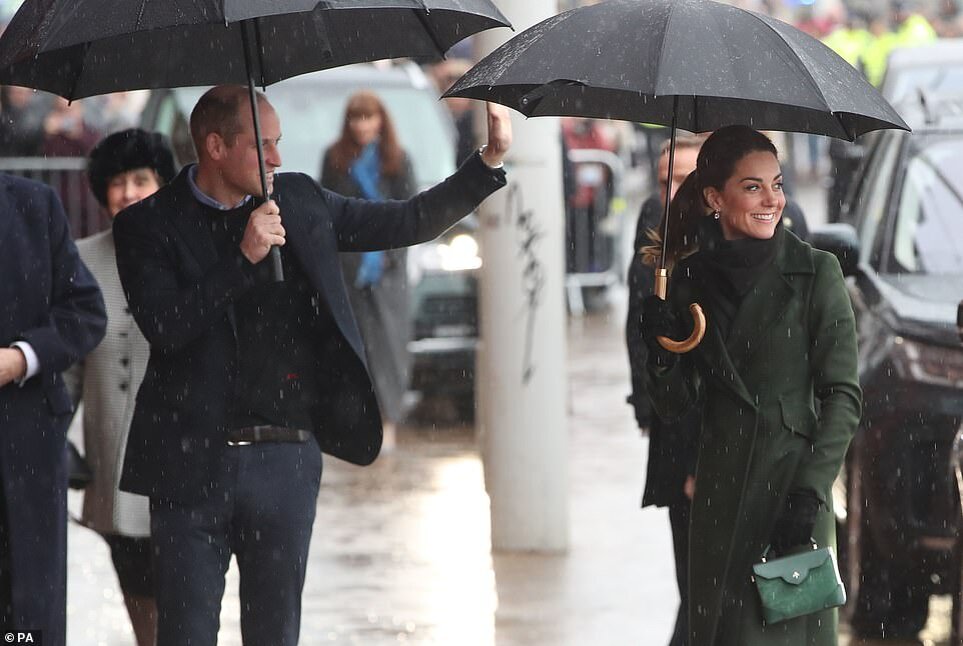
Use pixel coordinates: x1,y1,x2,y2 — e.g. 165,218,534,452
114,152,505,503
0,173,106,644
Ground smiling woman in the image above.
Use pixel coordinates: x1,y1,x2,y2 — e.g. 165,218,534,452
638,126,862,645
703,150,786,242
643,126,787,271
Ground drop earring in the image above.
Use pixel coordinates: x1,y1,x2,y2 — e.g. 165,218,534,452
712,210,720,220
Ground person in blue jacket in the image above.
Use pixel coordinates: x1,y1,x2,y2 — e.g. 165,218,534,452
0,173,106,644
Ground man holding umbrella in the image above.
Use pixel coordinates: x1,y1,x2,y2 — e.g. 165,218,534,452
112,85,510,646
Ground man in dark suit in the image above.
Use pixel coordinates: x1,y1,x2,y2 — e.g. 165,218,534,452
112,85,510,646
0,174,106,644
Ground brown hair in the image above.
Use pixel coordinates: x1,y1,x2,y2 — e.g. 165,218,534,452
326,91,405,177
189,85,269,156
643,126,778,271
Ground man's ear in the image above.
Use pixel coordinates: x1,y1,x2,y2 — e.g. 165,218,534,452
205,132,225,161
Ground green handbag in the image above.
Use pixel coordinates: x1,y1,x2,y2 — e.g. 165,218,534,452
751,542,846,626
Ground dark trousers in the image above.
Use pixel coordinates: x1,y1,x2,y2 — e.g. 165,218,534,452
668,502,691,646
151,440,322,646
0,476,10,627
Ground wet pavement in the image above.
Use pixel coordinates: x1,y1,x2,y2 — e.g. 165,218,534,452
64,167,953,645
66,304,680,645
65,299,954,645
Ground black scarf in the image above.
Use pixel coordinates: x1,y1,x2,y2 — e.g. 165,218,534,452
697,218,782,299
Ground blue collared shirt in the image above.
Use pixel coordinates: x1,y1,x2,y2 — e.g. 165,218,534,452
187,164,252,210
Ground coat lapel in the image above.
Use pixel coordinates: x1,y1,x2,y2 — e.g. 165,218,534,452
726,230,815,374
278,186,368,362
279,191,338,306
699,318,756,407
684,262,756,408
724,267,795,376
163,179,219,276
0,177,14,254
687,229,815,409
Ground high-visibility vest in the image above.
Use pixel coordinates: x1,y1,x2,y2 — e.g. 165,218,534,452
822,26,873,72
895,13,937,47
864,14,937,87
862,32,896,87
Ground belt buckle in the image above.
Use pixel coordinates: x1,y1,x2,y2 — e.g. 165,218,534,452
227,439,253,447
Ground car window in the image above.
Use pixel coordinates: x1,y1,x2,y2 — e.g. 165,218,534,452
840,132,879,224
164,76,455,190
887,135,963,275
272,84,454,188
152,91,197,166
885,66,963,105
853,132,902,268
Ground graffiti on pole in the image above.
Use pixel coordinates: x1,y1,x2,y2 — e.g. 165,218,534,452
504,182,545,385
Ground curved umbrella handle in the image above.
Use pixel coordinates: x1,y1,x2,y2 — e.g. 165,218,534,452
654,268,706,354
657,303,706,354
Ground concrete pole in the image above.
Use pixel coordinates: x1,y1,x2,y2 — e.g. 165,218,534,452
474,0,568,552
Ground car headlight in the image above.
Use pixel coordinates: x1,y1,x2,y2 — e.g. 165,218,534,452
892,336,963,388
437,234,482,272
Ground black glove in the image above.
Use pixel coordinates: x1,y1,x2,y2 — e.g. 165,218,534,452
640,294,680,368
770,488,821,553
626,393,652,429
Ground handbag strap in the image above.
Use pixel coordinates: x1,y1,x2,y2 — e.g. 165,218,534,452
760,540,818,563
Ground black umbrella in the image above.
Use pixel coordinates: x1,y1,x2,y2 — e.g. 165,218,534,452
0,0,510,279
446,0,908,352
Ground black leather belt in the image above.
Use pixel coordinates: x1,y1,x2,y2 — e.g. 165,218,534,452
226,426,311,446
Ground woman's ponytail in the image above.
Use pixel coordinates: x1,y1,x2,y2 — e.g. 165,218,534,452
641,170,706,272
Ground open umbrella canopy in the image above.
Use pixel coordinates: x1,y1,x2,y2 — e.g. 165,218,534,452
0,0,510,99
0,0,509,281
446,0,907,141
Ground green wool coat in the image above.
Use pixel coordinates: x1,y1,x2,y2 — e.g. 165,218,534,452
647,230,861,646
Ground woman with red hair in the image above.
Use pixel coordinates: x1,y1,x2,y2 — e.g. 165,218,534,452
321,91,415,443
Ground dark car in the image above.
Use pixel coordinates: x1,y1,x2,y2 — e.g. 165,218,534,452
813,91,963,641
829,39,963,224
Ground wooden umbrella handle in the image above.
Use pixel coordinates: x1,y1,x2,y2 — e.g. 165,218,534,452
657,303,706,353
654,268,706,354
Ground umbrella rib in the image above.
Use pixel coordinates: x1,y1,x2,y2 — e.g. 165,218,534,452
413,9,448,59
135,0,148,30
653,0,677,100
749,12,832,115
654,0,700,129
66,42,91,101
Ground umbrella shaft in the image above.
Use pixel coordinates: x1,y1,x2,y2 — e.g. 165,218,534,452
655,268,668,300
241,20,284,282
241,21,270,201
657,96,679,282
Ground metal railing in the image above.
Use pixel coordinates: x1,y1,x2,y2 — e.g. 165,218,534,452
0,157,107,239
565,148,626,316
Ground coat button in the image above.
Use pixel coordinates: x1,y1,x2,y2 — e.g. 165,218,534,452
120,357,129,367
119,382,129,391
